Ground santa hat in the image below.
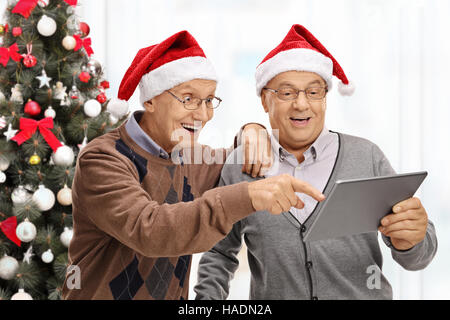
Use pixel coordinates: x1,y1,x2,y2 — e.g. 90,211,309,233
255,24,354,96
112,30,217,110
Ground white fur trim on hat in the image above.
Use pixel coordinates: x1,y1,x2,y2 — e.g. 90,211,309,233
139,56,217,104
255,48,333,96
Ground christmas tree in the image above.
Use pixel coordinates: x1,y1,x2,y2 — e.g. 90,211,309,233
0,0,128,300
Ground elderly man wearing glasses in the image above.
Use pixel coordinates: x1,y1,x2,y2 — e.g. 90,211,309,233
195,24,437,300
62,30,326,300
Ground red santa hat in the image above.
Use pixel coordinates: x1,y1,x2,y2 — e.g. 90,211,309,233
115,30,217,106
255,24,354,96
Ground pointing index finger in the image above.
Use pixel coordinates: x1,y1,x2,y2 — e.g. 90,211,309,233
290,177,325,202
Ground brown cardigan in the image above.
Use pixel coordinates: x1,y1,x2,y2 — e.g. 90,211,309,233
62,123,253,300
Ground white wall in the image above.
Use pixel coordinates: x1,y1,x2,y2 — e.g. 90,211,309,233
3,0,448,299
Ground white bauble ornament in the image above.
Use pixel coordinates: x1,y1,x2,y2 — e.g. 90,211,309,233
51,145,74,166
37,15,57,37
11,185,31,205
15,218,37,243
44,106,56,119
106,98,128,118
32,185,55,211
60,227,73,247
41,249,54,263
0,171,5,183
62,35,76,50
11,289,33,300
108,113,118,125
57,184,72,206
83,99,101,118
0,255,19,280
0,156,10,171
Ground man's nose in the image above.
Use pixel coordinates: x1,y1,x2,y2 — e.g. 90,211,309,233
194,101,211,122
292,91,310,111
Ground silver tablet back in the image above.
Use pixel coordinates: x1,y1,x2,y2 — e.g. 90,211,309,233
303,171,428,242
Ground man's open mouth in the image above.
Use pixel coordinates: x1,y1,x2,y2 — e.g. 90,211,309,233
290,117,311,126
181,123,202,133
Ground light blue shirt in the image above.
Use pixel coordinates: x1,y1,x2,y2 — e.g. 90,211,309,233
125,110,170,159
265,127,339,224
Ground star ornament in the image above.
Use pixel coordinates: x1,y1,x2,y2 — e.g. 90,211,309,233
3,123,18,141
36,69,52,88
23,245,35,264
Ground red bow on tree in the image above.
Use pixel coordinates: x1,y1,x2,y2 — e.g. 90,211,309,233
74,35,94,56
11,0,38,19
0,43,23,67
12,0,77,18
11,117,63,152
0,216,21,247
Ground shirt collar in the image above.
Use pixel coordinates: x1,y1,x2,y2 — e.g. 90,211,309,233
125,110,170,159
270,126,333,164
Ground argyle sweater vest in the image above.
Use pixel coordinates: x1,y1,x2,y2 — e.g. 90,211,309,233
62,124,253,300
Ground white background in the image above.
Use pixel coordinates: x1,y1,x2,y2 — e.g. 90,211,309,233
2,0,450,299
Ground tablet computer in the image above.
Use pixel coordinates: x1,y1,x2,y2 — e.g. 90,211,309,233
303,171,428,242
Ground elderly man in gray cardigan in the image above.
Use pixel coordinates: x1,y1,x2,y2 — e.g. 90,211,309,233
194,24,437,300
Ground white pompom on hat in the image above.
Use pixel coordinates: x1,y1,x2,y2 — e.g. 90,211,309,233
255,24,354,96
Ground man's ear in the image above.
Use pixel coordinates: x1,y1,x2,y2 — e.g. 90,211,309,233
261,92,269,113
143,99,155,112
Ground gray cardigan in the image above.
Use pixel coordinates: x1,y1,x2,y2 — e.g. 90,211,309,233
194,132,438,300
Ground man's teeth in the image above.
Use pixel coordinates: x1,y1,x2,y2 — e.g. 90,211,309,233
291,117,311,121
182,123,201,130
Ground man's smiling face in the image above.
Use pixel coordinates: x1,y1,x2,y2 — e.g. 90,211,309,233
261,71,328,155
142,79,217,152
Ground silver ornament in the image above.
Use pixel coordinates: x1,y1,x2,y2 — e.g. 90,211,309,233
15,218,37,243
41,249,54,264
32,185,55,211
87,58,102,76
11,185,31,205
60,227,73,247
0,171,5,183
0,255,19,280
66,15,80,32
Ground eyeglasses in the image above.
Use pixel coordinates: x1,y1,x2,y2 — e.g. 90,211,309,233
167,91,222,110
263,86,328,101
